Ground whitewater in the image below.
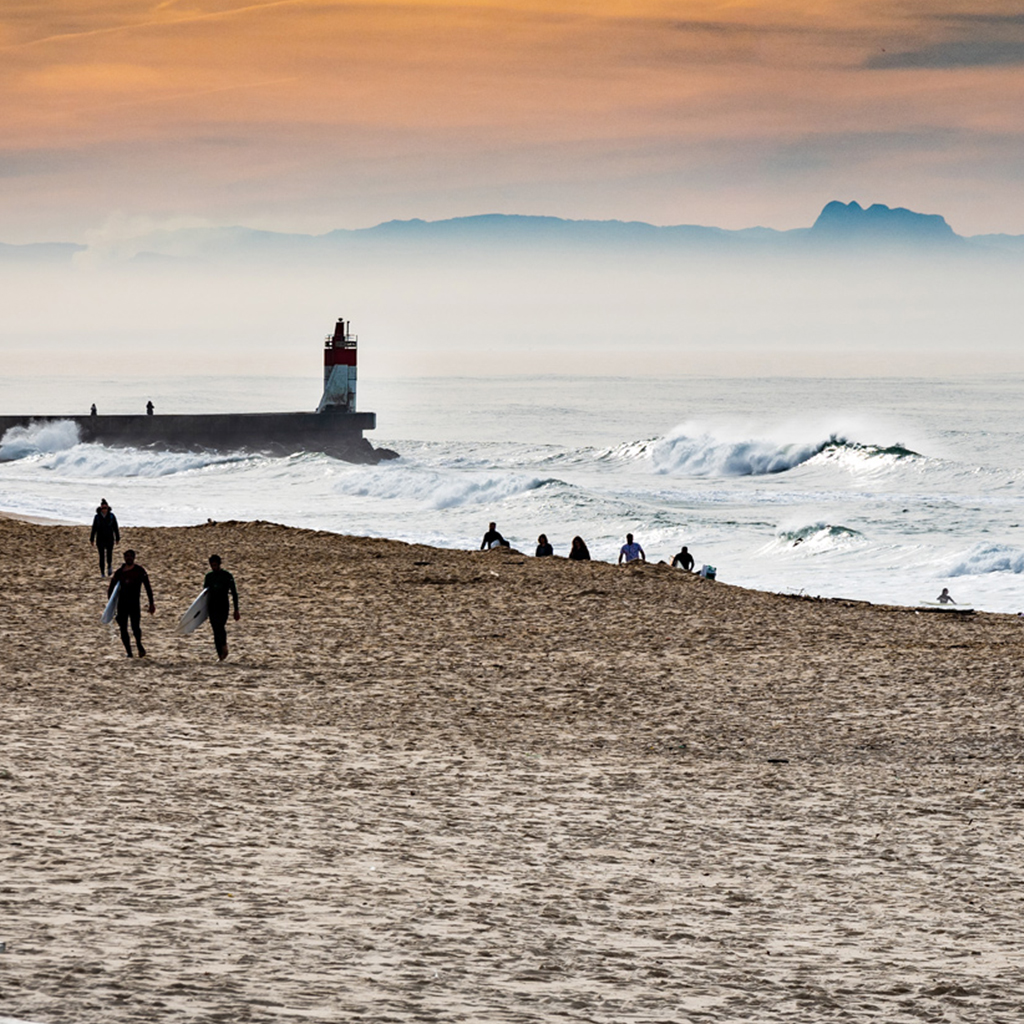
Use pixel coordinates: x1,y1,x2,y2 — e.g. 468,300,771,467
2,374,1023,613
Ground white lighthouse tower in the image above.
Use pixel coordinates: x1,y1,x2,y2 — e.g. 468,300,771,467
317,317,357,413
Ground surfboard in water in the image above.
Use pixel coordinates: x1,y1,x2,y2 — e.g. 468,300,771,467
101,582,120,624
176,588,210,635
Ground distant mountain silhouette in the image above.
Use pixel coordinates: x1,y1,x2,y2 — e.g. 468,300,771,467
809,201,961,245
4,203,1022,264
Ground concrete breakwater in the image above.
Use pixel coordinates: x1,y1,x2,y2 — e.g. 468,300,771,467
0,409,397,463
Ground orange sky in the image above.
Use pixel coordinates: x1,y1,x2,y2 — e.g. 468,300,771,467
2,1,1023,240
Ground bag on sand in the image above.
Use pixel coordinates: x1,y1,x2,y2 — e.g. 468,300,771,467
699,564,717,580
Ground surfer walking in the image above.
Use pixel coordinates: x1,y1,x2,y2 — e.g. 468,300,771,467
109,549,154,658
90,499,120,576
204,554,240,661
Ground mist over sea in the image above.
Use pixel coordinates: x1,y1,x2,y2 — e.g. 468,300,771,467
2,373,1023,614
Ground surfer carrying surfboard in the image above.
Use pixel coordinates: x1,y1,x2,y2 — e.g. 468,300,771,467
108,549,155,657
204,554,240,661
480,523,509,550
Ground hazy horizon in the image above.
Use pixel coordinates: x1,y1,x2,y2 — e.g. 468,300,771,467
3,236,1022,381
3,3,1023,382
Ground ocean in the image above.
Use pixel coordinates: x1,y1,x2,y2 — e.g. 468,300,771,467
2,373,1023,613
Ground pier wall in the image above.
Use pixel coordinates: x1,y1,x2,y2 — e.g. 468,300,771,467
0,411,387,463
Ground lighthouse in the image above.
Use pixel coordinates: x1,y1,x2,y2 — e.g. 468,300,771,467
317,317,357,413
1,312,392,463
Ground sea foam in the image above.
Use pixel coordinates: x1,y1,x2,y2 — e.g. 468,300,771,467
331,462,558,510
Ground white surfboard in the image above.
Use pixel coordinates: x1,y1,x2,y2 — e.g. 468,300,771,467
101,582,120,624
176,589,210,635
918,601,974,612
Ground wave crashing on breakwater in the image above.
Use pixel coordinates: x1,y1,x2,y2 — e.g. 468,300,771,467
0,419,81,461
0,422,257,476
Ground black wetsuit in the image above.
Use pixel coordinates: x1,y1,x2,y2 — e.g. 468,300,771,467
535,542,553,557
109,562,153,657
203,567,239,656
672,549,695,571
90,510,120,575
480,529,507,550
568,541,591,561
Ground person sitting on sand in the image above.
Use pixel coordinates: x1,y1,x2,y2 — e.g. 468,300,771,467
535,534,553,557
90,500,120,577
109,549,154,658
937,588,955,604
671,545,695,571
618,533,645,565
568,536,591,561
204,554,240,661
480,522,508,550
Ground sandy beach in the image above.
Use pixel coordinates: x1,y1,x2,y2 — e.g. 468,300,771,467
2,515,1023,1023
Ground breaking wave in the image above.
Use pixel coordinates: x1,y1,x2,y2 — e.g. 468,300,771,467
651,425,920,477
0,420,80,461
948,543,1024,577
39,445,254,477
761,522,867,557
593,438,660,464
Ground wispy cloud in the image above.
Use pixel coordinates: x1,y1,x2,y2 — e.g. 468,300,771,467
865,7,1024,68
867,40,1024,68
1,1,1024,239
1,0,308,51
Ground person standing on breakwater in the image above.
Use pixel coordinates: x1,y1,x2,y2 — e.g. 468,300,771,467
568,536,591,561
480,522,509,550
204,555,240,661
618,533,645,565
671,545,695,571
90,499,120,576
146,400,154,415
535,534,553,557
109,549,154,658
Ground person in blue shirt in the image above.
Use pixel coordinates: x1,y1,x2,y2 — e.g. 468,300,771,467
618,533,645,564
